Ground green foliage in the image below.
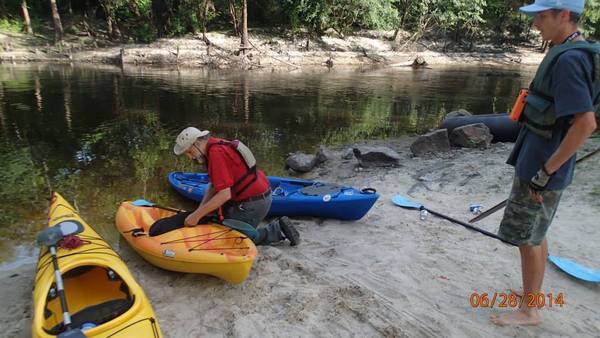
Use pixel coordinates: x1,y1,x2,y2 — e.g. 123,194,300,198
0,146,45,203
436,0,487,39
0,18,24,32
394,0,437,31
582,0,600,39
3,0,598,44
283,0,398,37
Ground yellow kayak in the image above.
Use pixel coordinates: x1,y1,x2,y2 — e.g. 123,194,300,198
32,192,162,338
115,201,258,283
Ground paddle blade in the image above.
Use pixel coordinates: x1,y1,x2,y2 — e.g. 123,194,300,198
391,195,422,209
58,328,87,338
132,199,154,207
37,227,64,247
548,255,600,283
222,219,259,241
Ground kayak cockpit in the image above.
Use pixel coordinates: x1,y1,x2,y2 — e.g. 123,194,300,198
43,265,134,335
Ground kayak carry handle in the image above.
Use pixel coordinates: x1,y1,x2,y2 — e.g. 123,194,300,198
361,187,377,194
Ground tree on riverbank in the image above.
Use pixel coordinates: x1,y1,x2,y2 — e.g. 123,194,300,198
20,0,32,34
49,0,63,42
0,0,599,46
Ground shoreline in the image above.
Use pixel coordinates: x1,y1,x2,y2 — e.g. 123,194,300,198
1,31,545,69
2,135,599,337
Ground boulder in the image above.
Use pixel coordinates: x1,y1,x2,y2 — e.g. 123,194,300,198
315,145,334,164
341,148,355,160
352,146,401,167
286,152,317,172
410,129,451,156
449,123,493,148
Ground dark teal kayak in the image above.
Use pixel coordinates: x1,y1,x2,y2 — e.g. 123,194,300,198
168,172,379,220
441,113,520,143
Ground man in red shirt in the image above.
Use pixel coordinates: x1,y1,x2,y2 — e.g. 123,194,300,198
168,127,300,246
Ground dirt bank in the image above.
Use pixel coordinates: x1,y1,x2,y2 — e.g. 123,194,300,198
1,30,545,70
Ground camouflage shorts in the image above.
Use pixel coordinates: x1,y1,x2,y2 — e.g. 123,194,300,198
498,177,564,246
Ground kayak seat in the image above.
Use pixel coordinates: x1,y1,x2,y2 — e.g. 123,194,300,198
300,183,343,196
43,266,134,335
47,298,134,334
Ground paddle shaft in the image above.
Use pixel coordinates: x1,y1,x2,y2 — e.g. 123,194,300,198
424,207,517,246
49,246,74,329
469,200,507,223
470,147,600,223
145,204,186,213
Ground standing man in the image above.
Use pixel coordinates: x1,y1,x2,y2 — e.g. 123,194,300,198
492,0,598,326
151,126,300,246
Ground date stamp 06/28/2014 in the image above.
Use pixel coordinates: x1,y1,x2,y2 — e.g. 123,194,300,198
469,292,565,309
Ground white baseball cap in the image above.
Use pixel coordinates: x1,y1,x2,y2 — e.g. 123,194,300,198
173,127,210,155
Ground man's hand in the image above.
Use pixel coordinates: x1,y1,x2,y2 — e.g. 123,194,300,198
184,212,202,227
529,166,552,202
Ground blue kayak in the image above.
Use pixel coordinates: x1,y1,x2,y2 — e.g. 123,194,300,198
168,172,379,220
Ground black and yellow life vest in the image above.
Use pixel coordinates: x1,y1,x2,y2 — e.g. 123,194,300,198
520,40,600,138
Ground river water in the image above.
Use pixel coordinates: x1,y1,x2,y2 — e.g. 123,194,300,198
0,63,535,266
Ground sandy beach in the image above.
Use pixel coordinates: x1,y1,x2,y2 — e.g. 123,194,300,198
1,135,599,338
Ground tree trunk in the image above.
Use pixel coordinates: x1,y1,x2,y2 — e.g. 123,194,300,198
229,0,240,37
21,0,33,34
392,27,400,42
240,0,248,53
111,20,122,39
152,0,169,38
198,0,214,44
49,0,64,43
0,83,6,132
106,14,113,37
67,0,72,15
100,2,121,40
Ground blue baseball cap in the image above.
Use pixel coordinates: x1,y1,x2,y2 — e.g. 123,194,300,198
520,0,585,15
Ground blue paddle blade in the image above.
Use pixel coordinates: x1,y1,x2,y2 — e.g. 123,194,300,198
132,199,154,207
58,329,87,338
548,255,600,282
391,195,423,209
222,219,259,241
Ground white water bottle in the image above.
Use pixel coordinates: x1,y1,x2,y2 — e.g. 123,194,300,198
420,209,429,220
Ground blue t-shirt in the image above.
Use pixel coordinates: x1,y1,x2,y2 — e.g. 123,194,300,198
507,49,596,190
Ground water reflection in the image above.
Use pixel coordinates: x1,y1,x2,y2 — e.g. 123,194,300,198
0,63,535,264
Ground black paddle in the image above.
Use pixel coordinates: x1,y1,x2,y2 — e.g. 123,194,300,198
470,147,600,223
37,221,87,338
392,195,517,246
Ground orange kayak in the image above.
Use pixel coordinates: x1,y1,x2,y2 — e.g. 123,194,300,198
115,201,257,283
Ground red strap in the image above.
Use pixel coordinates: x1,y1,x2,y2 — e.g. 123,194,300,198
217,207,224,222
59,235,90,250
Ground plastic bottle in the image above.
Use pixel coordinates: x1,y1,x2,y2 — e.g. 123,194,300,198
469,203,483,215
419,209,429,220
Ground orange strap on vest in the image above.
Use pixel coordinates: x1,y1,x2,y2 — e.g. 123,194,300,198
509,88,529,121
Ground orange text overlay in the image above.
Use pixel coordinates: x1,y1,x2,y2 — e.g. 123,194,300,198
469,292,564,308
